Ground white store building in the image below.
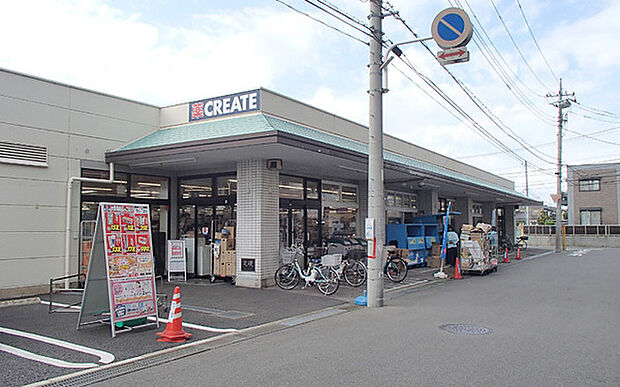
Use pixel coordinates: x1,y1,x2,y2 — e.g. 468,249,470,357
0,68,539,298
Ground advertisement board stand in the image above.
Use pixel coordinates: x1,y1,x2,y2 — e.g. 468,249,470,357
77,203,159,337
167,240,187,282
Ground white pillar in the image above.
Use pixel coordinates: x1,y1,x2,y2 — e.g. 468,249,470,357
235,159,279,288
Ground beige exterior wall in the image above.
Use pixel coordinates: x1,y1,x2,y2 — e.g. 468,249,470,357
0,69,159,297
568,164,620,225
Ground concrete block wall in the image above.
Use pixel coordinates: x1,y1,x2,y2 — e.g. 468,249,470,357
235,159,279,288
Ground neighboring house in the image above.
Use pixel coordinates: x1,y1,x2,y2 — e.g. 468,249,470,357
567,162,620,225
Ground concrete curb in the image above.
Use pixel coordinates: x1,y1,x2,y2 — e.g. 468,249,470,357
0,297,41,308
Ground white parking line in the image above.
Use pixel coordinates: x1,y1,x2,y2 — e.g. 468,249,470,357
0,326,114,369
39,300,238,333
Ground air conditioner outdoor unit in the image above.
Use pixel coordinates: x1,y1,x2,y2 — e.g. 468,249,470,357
266,159,283,170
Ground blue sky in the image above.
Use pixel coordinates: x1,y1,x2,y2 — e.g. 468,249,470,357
1,0,619,205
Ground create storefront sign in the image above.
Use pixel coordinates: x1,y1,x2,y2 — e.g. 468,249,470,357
189,90,260,121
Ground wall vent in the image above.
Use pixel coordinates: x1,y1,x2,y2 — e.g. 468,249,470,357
0,140,48,167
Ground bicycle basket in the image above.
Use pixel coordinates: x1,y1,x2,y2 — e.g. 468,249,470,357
321,253,342,267
281,248,296,264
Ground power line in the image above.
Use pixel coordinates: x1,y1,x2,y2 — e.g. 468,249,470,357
489,0,553,91
564,128,620,146
572,100,620,118
274,0,369,46
515,0,559,83
454,0,556,126
302,0,376,41
314,0,371,32
569,110,620,124
458,124,620,159
384,3,556,166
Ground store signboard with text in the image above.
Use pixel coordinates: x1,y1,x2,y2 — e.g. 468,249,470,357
189,90,260,122
78,203,158,337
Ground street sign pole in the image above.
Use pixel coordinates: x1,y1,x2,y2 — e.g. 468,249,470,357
367,0,384,307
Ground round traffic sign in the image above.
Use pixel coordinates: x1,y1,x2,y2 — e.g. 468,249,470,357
431,8,473,49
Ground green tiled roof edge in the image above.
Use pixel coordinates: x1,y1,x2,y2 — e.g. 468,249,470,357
113,112,530,201
264,115,530,200
117,114,273,151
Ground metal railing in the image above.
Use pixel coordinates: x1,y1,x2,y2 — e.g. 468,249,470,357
523,225,620,235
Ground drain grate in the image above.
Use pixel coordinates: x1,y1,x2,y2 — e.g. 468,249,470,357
439,324,492,335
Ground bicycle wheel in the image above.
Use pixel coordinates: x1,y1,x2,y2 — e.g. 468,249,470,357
386,258,407,283
316,267,340,295
344,260,367,287
520,240,528,250
275,264,300,290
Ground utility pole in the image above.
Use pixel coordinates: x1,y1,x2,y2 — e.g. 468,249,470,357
367,0,384,307
525,160,529,225
547,78,574,253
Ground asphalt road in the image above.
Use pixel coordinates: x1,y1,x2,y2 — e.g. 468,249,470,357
91,248,619,386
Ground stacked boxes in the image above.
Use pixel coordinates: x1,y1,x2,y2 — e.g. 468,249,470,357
214,226,236,277
460,223,493,273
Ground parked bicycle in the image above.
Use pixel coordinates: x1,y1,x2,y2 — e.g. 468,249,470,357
332,256,367,287
275,245,340,295
499,236,528,253
385,247,408,283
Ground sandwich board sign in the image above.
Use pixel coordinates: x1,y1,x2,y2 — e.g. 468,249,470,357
77,203,159,337
167,240,187,282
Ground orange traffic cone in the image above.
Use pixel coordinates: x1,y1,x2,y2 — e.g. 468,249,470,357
453,256,462,279
156,286,191,343
503,248,509,263
516,246,522,260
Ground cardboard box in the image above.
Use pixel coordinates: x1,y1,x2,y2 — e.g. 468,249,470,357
220,237,235,251
431,242,441,256
223,226,234,238
427,255,442,268
397,248,409,260
220,250,236,264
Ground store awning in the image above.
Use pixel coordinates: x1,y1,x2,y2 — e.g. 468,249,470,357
106,113,541,206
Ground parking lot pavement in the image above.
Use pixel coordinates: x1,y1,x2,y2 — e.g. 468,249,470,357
0,282,346,386
1,248,550,386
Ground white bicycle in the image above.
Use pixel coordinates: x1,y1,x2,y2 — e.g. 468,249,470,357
275,245,340,295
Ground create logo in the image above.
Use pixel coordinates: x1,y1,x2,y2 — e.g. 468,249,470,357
189,90,260,122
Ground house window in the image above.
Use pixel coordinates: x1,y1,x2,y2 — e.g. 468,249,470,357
579,179,600,192
580,209,601,225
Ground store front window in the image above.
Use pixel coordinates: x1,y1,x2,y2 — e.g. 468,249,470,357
386,190,418,224
81,170,128,197
178,173,237,276
217,175,237,196
279,176,304,199
180,178,212,199
279,176,322,264
321,182,359,244
79,169,170,278
131,175,169,200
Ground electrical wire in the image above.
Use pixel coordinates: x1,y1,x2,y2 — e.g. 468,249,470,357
458,125,620,159
274,0,369,46
489,0,553,91
384,4,556,166
314,0,372,32
572,101,620,118
302,0,377,42
454,0,556,127
515,0,559,83
569,110,620,124
563,128,620,146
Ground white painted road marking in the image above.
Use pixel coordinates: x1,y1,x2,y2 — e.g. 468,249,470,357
569,249,590,257
0,326,114,368
39,300,238,333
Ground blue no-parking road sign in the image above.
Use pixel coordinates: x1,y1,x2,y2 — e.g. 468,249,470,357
431,8,473,49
